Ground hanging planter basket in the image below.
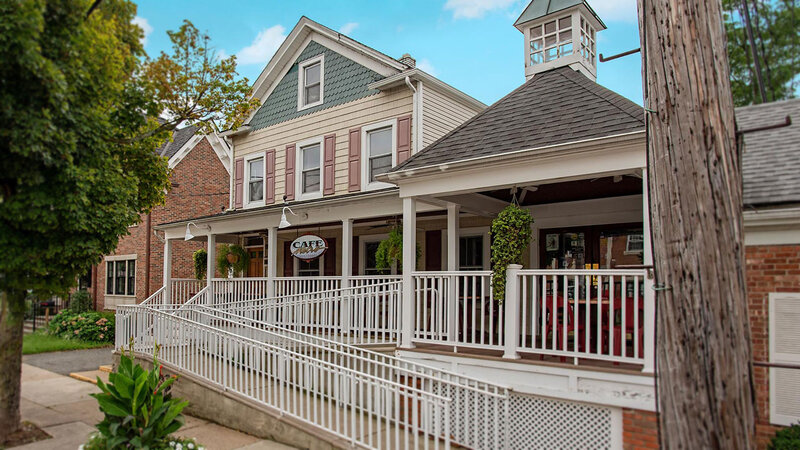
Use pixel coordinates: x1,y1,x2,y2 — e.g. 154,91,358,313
226,253,239,264
217,244,249,276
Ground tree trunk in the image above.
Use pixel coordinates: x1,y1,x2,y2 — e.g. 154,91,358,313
0,290,26,439
637,0,756,448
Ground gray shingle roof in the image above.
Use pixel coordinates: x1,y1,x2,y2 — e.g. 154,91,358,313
392,67,644,172
158,125,198,159
737,98,800,207
514,0,605,28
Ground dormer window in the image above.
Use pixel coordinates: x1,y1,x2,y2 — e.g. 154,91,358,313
580,17,596,66
530,16,572,65
298,55,324,110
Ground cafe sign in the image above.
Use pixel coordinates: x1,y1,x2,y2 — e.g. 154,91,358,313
290,234,328,260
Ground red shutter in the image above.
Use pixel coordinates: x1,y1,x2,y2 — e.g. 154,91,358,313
265,149,276,204
323,133,336,195
285,144,296,201
233,158,244,208
348,128,361,192
397,115,412,164
324,237,336,276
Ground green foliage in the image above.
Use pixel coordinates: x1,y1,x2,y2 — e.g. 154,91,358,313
768,424,800,450
490,204,533,303
48,310,114,343
216,245,249,276
69,290,93,313
89,349,190,449
375,227,421,271
192,249,207,280
722,0,799,106
23,330,110,355
84,433,204,450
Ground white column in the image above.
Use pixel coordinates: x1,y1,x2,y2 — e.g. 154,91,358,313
341,219,353,335
206,234,216,304
267,227,278,298
163,239,173,305
446,203,460,271
642,167,656,373
503,264,522,359
401,197,417,349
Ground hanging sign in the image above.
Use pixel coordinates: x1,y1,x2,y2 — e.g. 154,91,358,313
290,234,328,260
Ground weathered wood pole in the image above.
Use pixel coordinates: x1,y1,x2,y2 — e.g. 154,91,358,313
636,0,756,447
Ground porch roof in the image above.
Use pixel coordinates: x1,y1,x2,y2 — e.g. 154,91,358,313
387,67,644,175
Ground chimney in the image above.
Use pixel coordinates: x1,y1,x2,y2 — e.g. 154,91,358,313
399,53,416,68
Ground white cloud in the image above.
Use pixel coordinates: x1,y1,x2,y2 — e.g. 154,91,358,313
590,0,638,23
444,0,518,19
237,25,287,65
132,16,153,46
416,59,438,77
339,22,359,35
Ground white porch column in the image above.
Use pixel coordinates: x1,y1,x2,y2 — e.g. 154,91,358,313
641,167,656,373
446,203,460,271
162,239,172,305
503,264,523,359
267,226,278,298
401,197,417,349
341,219,353,286
206,234,216,304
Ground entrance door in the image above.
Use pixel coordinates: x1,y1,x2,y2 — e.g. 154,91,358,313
247,249,264,277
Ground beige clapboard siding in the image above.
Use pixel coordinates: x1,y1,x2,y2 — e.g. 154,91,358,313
422,85,481,148
233,87,413,202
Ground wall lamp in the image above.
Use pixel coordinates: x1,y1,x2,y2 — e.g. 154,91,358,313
184,222,211,241
279,206,297,229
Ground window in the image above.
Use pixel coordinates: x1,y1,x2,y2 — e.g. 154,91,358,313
459,235,485,270
625,234,644,253
297,258,321,277
364,241,390,275
106,258,135,296
580,17,596,66
247,157,264,203
298,55,324,109
362,119,396,191
301,143,321,194
529,15,572,66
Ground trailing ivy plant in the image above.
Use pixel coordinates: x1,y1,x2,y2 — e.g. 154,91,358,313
193,249,207,280
375,226,421,272
490,204,533,303
216,244,249,276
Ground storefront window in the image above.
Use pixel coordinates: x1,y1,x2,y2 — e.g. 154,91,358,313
459,236,484,270
297,258,320,277
364,241,389,275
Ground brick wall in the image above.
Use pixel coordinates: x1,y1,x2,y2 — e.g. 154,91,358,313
96,136,229,310
623,408,659,449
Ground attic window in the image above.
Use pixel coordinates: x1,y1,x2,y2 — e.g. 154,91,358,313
530,16,572,65
580,17,596,66
298,55,324,110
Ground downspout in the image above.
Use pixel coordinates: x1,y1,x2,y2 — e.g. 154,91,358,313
222,134,235,210
144,213,151,298
404,76,421,154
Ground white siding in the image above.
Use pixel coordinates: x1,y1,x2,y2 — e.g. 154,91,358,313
422,85,482,148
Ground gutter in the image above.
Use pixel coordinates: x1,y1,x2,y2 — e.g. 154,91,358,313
404,76,422,154
369,69,486,111
219,126,252,138
743,206,800,227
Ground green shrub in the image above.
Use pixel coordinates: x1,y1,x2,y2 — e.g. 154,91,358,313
87,348,195,449
769,424,800,450
490,204,533,303
216,244,249,275
69,290,93,312
49,310,114,343
193,249,207,280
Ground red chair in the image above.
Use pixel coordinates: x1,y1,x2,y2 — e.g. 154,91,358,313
538,295,585,359
603,295,644,359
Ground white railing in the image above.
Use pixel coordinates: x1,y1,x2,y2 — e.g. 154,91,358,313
117,304,511,449
208,276,400,304
213,281,402,345
139,286,165,306
274,277,342,297
210,277,270,304
411,271,503,350
170,279,205,305
504,268,652,367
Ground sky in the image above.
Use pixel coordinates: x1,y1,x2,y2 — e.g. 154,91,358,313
134,0,644,107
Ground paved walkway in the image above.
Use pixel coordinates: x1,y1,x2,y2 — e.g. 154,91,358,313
23,347,114,375
17,363,295,450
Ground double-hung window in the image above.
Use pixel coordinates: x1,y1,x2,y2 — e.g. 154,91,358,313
298,55,324,110
362,119,396,191
459,236,485,271
300,142,321,195
106,258,135,296
247,157,264,204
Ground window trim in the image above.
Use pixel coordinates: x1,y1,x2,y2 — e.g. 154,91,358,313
297,54,325,111
769,292,800,426
243,153,265,208
293,253,325,277
458,227,491,271
361,119,397,192
104,255,137,298
295,136,324,201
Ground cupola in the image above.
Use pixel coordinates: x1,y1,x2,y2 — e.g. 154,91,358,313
514,0,606,81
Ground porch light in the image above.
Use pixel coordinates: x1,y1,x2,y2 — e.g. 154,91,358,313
279,206,297,229
184,222,211,241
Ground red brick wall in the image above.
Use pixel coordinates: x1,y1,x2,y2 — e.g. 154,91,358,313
96,137,229,309
623,408,659,449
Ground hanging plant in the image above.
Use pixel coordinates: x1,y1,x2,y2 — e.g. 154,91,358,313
375,226,421,271
216,244,249,276
192,249,207,280
490,203,533,303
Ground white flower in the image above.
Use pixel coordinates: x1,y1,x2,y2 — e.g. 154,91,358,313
79,445,85,450
176,444,183,450
169,442,176,447
188,444,194,449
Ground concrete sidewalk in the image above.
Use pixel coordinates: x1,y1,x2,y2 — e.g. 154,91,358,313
17,363,295,450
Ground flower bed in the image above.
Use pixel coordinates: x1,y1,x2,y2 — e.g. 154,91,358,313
48,310,115,343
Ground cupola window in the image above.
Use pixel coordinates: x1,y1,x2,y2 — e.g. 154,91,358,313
529,16,572,65
580,17,596,66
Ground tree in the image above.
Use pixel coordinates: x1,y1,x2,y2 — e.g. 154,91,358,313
637,0,756,447
0,0,256,437
723,0,800,106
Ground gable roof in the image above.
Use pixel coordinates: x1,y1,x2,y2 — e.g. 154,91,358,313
514,0,605,29
157,125,199,159
737,98,800,207
390,67,644,173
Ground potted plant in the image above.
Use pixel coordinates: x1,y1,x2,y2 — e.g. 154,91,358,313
193,249,207,280
490,203,533,303
375,226,421,272
216,244,249,276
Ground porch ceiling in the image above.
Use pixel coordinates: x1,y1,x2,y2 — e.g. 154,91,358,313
482,175,643,206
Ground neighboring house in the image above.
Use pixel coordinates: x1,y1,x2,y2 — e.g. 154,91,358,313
738,98,800,447
90,127,232,310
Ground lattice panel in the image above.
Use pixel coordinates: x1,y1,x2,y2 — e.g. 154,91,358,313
432,383,508,449
507,394,612,449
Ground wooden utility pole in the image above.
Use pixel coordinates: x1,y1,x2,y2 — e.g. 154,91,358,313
636,0,756,447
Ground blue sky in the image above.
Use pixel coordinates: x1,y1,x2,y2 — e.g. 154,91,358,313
134,0,644,106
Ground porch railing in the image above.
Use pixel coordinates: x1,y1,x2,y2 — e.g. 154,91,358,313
170,278,205,305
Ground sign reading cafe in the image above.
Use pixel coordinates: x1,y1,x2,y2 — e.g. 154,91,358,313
290,234,328,260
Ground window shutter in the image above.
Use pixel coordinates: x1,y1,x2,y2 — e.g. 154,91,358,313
233,158,244,208
265,150,276,204
285,144,296,201
323,133,336,195
769,293,800,426
283,241,293,277
348,128,361,192
352,236,359,275
324,237,336,276
397,115,412,164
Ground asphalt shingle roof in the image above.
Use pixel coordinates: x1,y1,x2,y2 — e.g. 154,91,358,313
392,66,645,172
737,98,800,207
157,125,198,159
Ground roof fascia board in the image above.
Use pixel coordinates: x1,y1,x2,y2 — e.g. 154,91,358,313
369,69,487,110
166,134,203,169
744,206,800,228
207,133,233,175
